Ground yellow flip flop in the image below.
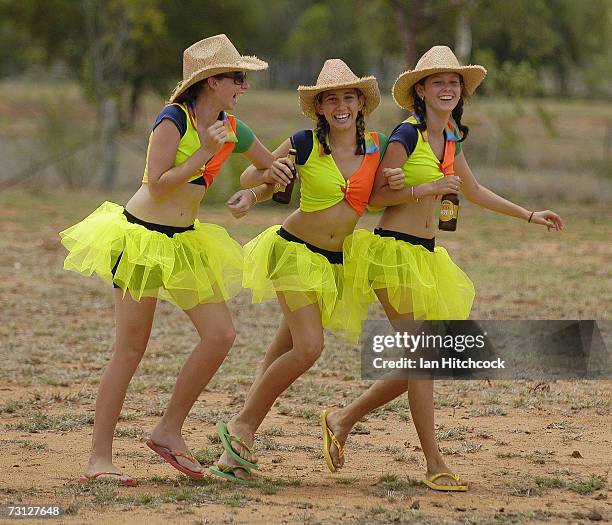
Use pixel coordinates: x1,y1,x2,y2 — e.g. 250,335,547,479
321,409,344,473
423,472,468,491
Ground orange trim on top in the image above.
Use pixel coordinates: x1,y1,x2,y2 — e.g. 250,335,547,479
343,132,381,216
193,113,237,187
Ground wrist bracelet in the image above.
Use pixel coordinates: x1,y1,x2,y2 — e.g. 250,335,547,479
249,188,258,203
528,211,534,223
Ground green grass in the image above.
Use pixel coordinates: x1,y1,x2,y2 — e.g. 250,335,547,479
7,412,93,433
527,449,555,465
567,474,607,495
534,475,565,489
441,440,482,455
260,426,285,437
362,505,422,524
436,425,469,440
370,474,419,499
335,477,358,485
277,405,319,422
469,406,508,417
496,451,520,458
114,427,146,439
0,399,27,414
0,438,48,451
193,446,224,466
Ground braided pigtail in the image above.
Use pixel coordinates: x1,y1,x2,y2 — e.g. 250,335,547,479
316,113,332,155
452,96,469,142
411,84,428,133
355,110,366,155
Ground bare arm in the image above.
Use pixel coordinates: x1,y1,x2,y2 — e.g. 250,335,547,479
240,138,293,188
226,182,276,219
227,139,293,218
369,142,459,207
455,151,563,230
241,135,275,170
147,120,225,199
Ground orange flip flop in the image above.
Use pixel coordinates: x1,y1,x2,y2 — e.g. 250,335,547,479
146,439,204,480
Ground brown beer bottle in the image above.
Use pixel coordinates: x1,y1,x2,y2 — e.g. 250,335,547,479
272,148,297,204
438,192,459,231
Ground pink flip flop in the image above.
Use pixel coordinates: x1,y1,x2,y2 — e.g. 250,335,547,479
146,439,204,480
79,471,137,487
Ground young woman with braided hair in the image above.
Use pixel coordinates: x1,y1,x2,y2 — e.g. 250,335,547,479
321,46,563,491
210,59,394,483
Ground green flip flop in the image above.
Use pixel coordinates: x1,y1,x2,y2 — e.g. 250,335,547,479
209,465,257,486
216,420,259,470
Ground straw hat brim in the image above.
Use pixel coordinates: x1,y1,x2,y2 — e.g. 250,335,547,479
169,56,268,102
297,77,380,120
392,65,487,110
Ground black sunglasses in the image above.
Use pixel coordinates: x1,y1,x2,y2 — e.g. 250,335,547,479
216,71,248,85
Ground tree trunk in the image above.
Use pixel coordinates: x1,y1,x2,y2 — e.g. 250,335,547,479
101,97,119,191
455,8,472,64
390,0,422,67
127,76,144,130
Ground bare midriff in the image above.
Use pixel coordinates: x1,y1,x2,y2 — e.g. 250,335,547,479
282,199,359,252
377,195,438,239
124,183,206,227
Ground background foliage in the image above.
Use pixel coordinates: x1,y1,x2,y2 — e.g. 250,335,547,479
0,0,610,192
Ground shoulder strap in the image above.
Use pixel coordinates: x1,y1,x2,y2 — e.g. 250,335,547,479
290,130,313,165
440,138,456,176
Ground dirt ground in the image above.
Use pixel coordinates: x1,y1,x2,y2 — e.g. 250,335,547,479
0,190,610,524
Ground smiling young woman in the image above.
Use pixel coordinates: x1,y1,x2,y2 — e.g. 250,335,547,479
208,59,395,483
59,34,275,486
321,45,563,492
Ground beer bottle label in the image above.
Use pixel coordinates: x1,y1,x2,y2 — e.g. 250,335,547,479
440,199,459,221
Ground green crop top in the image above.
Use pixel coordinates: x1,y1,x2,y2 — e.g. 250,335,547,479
292,130,388,217
388,116,463,187
142,103,254,187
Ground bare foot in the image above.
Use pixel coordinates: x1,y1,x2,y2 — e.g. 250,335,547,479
425,455,467,488
217,450,255,481
149,426,203,474
324,410,351,470
225,420,258,464
83,457,135,485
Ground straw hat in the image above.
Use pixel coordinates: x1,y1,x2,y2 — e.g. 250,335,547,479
392,46,487,110
297,59,380,120
169,34,268,102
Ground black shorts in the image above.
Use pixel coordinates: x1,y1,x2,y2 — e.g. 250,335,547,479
373,227,435,253
111,209,195,288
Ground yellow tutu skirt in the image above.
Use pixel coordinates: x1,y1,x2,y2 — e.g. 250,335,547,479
344,229,474,320
242,225,367,342
59,201,243,309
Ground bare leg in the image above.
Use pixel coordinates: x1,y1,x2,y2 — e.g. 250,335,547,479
327,288,463,486
217,294,323,478
84,290,157,482
245,317,293,402
150,301,236,472
381,289,462,486
325,379,409,468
